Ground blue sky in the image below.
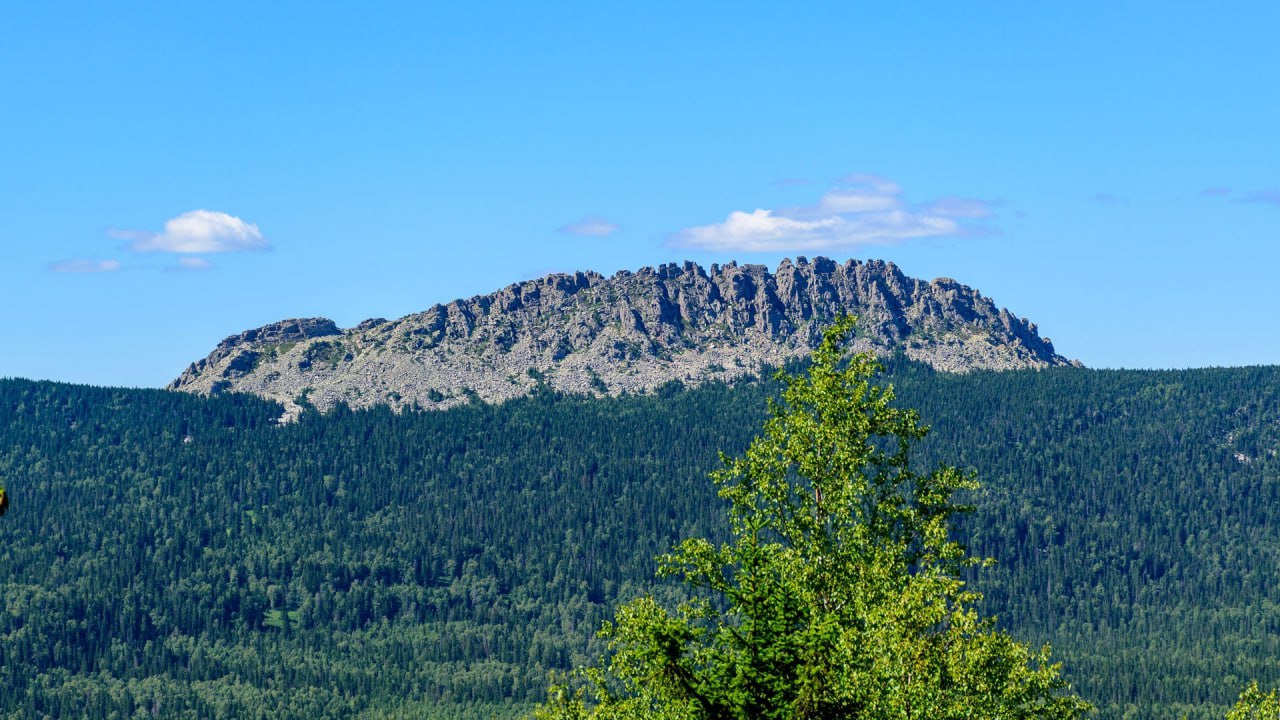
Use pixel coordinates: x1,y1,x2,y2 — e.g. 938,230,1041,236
3,2,1277,387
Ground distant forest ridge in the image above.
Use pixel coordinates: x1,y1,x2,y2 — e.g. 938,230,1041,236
1,359,1279,718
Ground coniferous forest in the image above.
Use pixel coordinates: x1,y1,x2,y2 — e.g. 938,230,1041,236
2,361,1280,719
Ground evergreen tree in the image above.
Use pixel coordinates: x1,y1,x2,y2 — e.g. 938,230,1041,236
534,317,1091,719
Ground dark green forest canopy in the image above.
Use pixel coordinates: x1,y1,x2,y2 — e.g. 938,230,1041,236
1,361,1279,719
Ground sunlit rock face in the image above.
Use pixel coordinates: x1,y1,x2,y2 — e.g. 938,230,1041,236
169,257,1075,416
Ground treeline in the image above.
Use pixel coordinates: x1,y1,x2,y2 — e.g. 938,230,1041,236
0,360,1278,718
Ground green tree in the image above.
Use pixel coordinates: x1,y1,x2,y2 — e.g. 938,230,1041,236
1228,682,1280,720
533,317,1091,720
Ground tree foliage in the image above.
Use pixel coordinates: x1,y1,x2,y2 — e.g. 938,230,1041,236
1228,682,1280,720
534,317,1091,719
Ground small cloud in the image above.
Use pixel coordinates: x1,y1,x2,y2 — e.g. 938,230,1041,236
670,209,960,253
1200,187,1232,197
1241,188,1280,207
809,184,899,216
1092,192,1125,206
557,215,620,237
173,256,213,271
668,174,993,252
50,258,121,273
117,210,268,253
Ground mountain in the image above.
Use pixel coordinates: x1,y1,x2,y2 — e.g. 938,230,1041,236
169,257,1074,415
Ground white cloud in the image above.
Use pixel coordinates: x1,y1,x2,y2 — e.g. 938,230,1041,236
813,186,899,215
120,210,267,253
50,258,121,273
668,174,992,252
557,216,620,237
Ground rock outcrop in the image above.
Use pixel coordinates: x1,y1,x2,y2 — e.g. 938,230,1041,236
169,257,1076,416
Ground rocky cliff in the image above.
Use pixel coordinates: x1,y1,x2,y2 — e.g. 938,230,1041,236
169,257,1076,416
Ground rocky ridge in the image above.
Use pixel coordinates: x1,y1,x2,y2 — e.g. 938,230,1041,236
169,257,1077,417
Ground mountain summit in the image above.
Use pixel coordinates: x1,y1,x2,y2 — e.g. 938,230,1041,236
169,257,1075,415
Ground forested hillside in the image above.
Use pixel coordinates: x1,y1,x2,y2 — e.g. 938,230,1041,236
1,362,1279,718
